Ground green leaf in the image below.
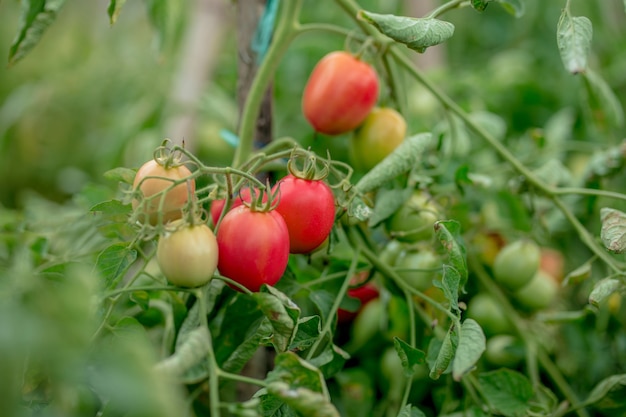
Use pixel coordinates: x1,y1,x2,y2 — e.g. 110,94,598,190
428,324,459,380
145,0,184,53
95,243,137,289
130,291,150,311
556,10,592,74
397,404,427,417
266,382,340,417
8,0,67,66
369,187,413,227
107,0,127,25
334,368,375,417
563,260,592,286
434,220,468,292
583,374,626,411
104,167,137,185
583,69,625,129
600,207,626,253
309,343,350,378
434,265,460,313
356,133,433,194
588,278,623,307
495,0,525,17
154,326,210,380
289,316,322,352
253,286,301,352
471,0,490,12
452,319,486,381
90,200,132,216
358,11,454,53
393,337,426,378
478,369,534,417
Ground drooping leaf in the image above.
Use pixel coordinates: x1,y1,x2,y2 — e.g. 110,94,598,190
393,337,426,378
154,326,210,380
107,0,127,25
434,265,460,314
583,374,626,412
358,11,454,53
478,369,534,417
600,207,626,253
428,324,459,380
434,220,468,292
8,0,67,66
356,133,433,194
583,69,625,129
90,200,132,216
588,278,623,307
95,243,137,289
253,285,301,352
452,319,486,381
557,11,592,74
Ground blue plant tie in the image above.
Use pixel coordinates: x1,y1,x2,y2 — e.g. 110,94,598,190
251,0,279,64
219,128,240,148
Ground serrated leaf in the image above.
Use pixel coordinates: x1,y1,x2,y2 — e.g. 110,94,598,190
356,133,433,194
393,337,426,378
358,11,454,53
478,369,533,417
8,0,67,66
107,0,127,25
584,374,626,410
557,11,592,74
104,167,137,184
253,286,301,352
289,316,322,352
95,243,137,289
588,278,623,307
495,0,525,17
583,69,625,129
600,208,626,253
428,324,459,380
434,220,468,292
452,319,486,381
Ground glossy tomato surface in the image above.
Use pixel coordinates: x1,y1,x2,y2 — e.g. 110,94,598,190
216,206,290,292
132,159,195,225
156,221,218,288
273,175,335,254
349,107,407,171
302,51,379,135
209,187,257,227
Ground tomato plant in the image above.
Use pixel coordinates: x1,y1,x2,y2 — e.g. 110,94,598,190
272,174,335,253
349,107,407,171
132,159,195,225
216,205,290,292
156,220,218,288
302,51,379,135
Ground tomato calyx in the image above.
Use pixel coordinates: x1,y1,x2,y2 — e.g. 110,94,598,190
286,148,330,181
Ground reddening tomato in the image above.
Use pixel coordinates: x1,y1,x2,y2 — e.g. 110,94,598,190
216,205,290,292
539,247,565,283
395,248,441,292
492,239,541,291
272,175,335,254
302,51,379,135
385,191,440,243
337,277,380,324
132,159,195,225
156,221,218,288
209,187,257,227
349,107,407,171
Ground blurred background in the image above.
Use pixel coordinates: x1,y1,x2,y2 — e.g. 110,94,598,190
0,0,625,208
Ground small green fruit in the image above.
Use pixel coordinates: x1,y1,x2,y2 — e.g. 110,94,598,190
493,239,541,291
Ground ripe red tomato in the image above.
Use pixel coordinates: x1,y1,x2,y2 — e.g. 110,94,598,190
209,187,256,227
132,159,195,225
216,205,290,292
337,273,380,324
156,220,219,288
349,107,407,171
272,175,335,254
302,51,379,135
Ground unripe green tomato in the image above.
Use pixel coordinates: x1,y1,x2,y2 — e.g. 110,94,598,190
380,346,405,392
513,269,559,311
156,221,219,288
385,191,440,243
395,248,441,292
349,107,407,171
485,334,524,368
466,293,512,336
350,298,384,351
493,239,541,291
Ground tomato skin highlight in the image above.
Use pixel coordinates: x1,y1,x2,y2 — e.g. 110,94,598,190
272,175,336,254
349,107,407,171
156,221,218,288
216,206,290,292
302,51,379,135
132,159,195,225
209,188,256,227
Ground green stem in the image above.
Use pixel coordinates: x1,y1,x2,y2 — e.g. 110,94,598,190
398,288,417,410
554,186,626,202
233,0,303,168
426,0,468,19
196,289,221,417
